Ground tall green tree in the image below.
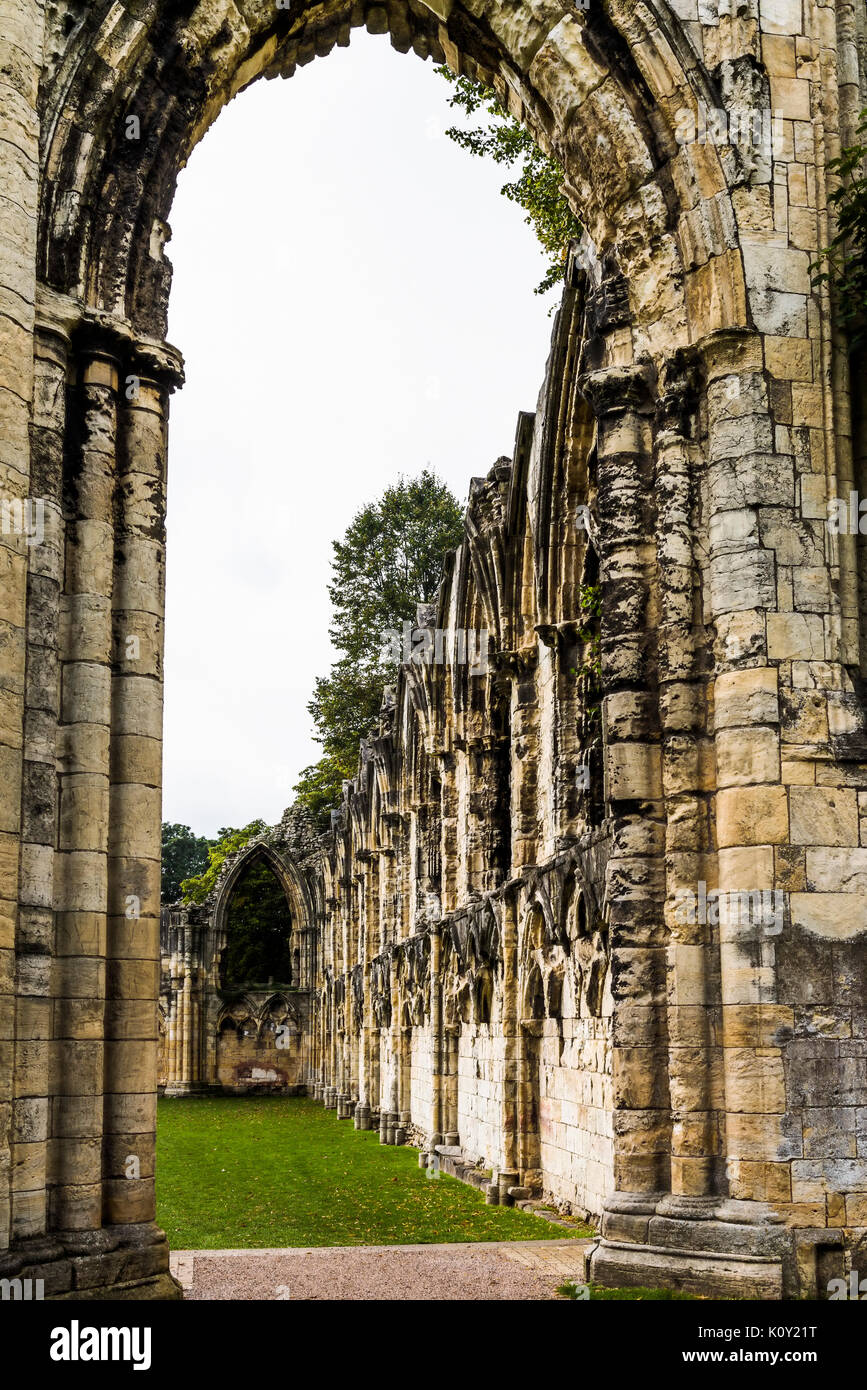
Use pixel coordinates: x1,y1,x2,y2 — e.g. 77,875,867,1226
294,470,464,823
161,823,212,904
437,67,582,295
180,820,268,904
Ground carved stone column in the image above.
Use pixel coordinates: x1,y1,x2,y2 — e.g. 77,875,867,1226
579,364,670,1245
655,353,722,1206
428,922,443,1145
104,359,173,1225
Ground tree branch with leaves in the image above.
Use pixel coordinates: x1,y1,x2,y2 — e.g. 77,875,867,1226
437,66,582,295
811,108,867,346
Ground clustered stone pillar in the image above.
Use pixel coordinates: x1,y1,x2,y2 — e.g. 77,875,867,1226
0,309,183,1297
163,918,203,1097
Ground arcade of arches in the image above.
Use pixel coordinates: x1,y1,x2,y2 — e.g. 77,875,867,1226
2,0,867,1301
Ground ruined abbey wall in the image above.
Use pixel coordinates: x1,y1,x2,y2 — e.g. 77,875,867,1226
1,0,867,1300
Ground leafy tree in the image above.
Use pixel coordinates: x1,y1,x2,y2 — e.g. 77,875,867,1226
437,67,582,295
295,471,464,824
292,753,350,831
161,822,212,904
180,820,268,904
811,108,867,344
221,858,294,988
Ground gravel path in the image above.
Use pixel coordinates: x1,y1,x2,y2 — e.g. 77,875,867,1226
170,1238,594,1301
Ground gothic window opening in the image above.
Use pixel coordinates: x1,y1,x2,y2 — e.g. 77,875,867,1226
219,856,294,990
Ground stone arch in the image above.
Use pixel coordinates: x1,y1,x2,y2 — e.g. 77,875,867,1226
33,0,744,1231
473,969,494,1026
522,962,545,1021
516,896,554,1181
212,842,314,952
216,997,256,1037
545,965,564,1019
260,991,300,1035
519,897,552,958
563,872,609,1019
10,0,857,1304
204,841,311,988
35,0,748,363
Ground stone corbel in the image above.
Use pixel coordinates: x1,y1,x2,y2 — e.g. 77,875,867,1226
534,622,559,648
490,646,539,678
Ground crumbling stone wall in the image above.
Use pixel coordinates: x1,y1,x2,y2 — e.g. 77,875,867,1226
1,0,867,1301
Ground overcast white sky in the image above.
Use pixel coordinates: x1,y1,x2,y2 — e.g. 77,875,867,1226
163,33,555,839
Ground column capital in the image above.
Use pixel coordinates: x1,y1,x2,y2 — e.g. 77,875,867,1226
656,347,701,437
579,362,655,418
35,284,185,390
692,326,763,382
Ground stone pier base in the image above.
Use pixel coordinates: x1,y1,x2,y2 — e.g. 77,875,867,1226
0,1225,183,1302
590,1194,859,1300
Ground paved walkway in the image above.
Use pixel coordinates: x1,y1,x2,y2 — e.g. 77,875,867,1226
170,1237,595,1300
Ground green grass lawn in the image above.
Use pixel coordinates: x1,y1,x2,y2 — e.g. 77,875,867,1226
558,1279,698,1301
156,1095,594,1249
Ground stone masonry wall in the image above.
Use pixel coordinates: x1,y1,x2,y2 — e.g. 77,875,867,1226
2,0,867,1300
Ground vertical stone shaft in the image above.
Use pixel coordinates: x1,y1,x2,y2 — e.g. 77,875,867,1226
439,755,458,913
500,893,519,1172
12,325,66,1241
389,961,399,1115
582,365,669,1199
656,361,721,1200
702,334,792,1204
429,924,442,1141
358,961,371,1114
103,372,167,1226
53,349,118,1231
182,969,192,1087
167,937,180,1088
509,654,539,870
